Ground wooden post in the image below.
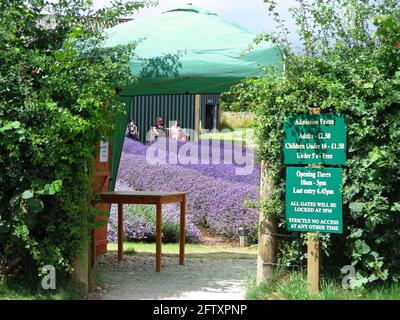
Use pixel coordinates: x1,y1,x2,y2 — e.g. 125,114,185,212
117,203,123,262
72,208,89,295
307,107,321,294
179,194,186,265
239,229,245,247
256,160,277,285
194,94,201,141
307,233,320,294
156,201,162,272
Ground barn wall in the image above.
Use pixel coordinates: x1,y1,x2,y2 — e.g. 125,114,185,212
129,94,220,143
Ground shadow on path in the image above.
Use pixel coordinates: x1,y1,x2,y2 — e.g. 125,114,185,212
97,253,256,300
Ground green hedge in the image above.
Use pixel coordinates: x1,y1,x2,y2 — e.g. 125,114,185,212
0,0,142,285
225,0,400,287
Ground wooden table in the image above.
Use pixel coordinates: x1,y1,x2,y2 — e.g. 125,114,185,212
96,191,186,272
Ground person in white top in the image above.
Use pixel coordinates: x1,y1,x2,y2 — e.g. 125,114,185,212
170,120,186,141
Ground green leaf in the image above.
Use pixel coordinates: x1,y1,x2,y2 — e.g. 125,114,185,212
349,228,363,239
349,202,365,214
65,49,77,57
390,202,400,212
356,101,366,113
37,180,63,196
367,149,381,165
9,195,20,209
373,15,385,26
382,15,394,26
54,51,66,62
69,25,84,39
53,180,63,192
365,251,379,268
1,121,21,132
363,83,374,89
349,276,368,289
367,274,378,282
349,270,370,289
25,198,44,214
45,184,56,195
50,64,59,72
370,251,379,259
355,239,371,255
63,41,73,48
22,190,34,200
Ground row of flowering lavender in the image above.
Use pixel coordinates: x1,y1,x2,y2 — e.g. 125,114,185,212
123,138,260,185
110,138,260,243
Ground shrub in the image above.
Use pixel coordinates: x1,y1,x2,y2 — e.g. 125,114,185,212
0,0,143,283
224,0,400,287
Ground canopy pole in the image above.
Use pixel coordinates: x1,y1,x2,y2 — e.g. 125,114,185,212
195,94,201,141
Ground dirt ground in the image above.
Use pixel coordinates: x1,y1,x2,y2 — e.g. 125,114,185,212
89,252,256,300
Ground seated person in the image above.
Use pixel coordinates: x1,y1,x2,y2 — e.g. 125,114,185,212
126,119,139,140
152,116,165,139
170,120,187,141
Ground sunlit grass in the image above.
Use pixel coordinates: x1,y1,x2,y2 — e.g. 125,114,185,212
246,269,400,300
0,279,81,300
200,129,256,149
107,241,258,258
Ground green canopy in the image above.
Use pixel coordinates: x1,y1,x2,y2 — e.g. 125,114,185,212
103,4,282,95
104,5,282,190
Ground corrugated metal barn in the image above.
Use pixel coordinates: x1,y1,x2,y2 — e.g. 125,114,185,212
128,94,220,143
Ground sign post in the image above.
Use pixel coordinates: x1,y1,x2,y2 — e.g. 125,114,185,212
307,233,320,294
283,109,346,295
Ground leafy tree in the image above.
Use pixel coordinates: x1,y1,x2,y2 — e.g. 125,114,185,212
224,0,400,287
0,0,150,286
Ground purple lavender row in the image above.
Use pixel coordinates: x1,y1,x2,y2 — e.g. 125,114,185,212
115,147,260,241
122,138,260,186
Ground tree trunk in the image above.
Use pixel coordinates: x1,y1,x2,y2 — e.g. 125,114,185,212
256,160,277,285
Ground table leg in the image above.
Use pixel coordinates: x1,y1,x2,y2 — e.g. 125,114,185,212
118,203,124,262
156,201,162,272
179,195,186,265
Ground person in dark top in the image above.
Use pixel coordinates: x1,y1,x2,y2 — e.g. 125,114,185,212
127,119,139,141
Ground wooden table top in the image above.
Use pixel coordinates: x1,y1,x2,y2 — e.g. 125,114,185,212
97,191,186,204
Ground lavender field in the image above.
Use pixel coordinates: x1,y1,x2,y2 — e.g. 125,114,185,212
109,138,260,244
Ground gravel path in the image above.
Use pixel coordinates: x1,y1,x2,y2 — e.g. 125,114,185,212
95,252,256,300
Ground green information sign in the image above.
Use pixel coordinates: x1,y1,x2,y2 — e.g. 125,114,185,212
285,167,343,234
284,114,346,165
